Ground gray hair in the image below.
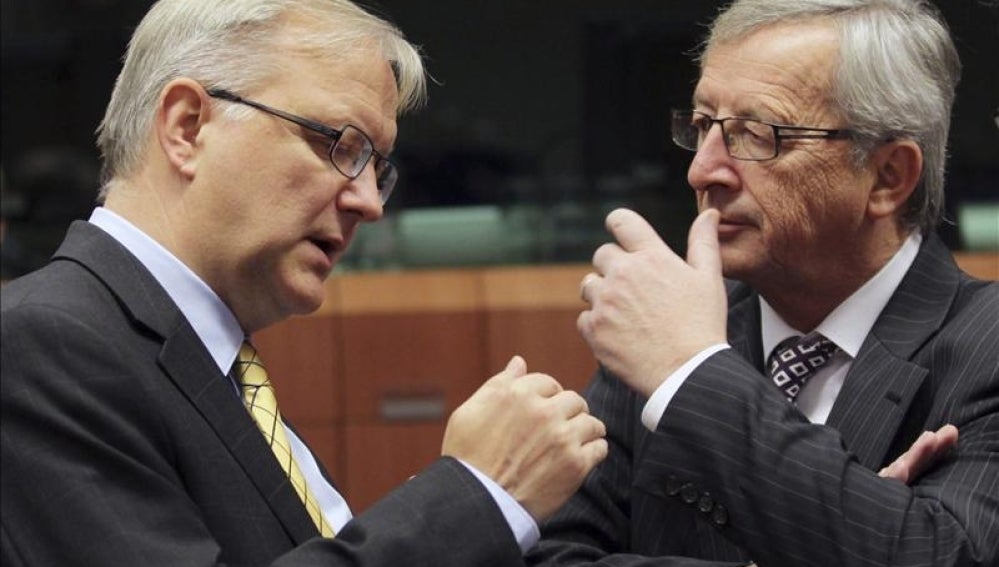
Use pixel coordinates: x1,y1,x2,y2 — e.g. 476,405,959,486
702,0,961,233
96,0,426,199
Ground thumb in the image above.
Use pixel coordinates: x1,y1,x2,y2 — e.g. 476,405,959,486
484,355,527,386
503,355,527,378
606,208,664,253
687,208,722,276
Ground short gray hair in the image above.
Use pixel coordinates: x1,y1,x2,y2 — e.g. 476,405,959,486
96,0,426,199
702,0,961,233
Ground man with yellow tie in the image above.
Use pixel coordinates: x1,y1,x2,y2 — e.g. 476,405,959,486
0,1,608,565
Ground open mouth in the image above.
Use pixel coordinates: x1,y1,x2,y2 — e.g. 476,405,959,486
308,237,337,258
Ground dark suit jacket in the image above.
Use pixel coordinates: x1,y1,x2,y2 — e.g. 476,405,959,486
529,234,999,567
1,221,524,566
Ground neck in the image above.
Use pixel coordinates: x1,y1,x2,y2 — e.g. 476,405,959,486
759,281,858,332
755,226,911,332
102,165,189,261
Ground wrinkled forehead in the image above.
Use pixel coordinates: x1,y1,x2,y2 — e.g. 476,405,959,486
705,19,840,76
697,20,841,117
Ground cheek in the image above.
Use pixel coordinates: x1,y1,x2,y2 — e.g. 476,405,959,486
752,167,815,243
261,168,335,221
762,152,858,240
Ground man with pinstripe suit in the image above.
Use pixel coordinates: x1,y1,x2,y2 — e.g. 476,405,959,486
529,0,998,566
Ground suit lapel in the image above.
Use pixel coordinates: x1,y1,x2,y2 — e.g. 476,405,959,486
825,234,960,468
55,221,320,544
726,280,764,370
158,333,320,542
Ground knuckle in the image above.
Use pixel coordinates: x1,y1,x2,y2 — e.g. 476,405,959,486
577,312,593,337
590,416,607,438
593,439,609,461
524,397,551,422
539,373,563,392
555,389,580,404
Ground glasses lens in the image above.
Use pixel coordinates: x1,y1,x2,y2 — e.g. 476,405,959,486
725,119,776,160
375,159,398,204
671,110,699,151
330,124,397,204
331,125,374,178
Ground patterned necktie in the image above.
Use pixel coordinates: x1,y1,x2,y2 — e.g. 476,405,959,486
766,334,838,402
234,342,334,537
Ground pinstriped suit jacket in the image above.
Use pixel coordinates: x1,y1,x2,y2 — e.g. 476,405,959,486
1,221,524,567
529,233,999,567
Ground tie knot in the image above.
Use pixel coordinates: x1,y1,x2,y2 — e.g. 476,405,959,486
767,334,838,402
774,334,837,360
234,341,268,389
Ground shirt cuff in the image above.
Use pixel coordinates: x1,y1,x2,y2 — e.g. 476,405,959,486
457,459,540,553
641,343,730,431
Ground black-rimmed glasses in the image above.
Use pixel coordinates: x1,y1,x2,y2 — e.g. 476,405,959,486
207,88,398,204
671,109,854,161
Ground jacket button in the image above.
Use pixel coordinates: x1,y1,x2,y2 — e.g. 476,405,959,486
680,483,698,504
711,503,729,526
698,493,714,513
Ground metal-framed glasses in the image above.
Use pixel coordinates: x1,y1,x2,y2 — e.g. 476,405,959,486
671,109,854,161
207,88,398,204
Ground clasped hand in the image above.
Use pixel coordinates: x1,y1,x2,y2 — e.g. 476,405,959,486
441,356,608,522
577,208,728,397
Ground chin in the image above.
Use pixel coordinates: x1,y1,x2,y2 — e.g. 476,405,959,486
719,247,762,282
280,275,328,318
296,288,327,316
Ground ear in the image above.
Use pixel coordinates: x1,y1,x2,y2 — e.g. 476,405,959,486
156,79,213,180
867,140,923,221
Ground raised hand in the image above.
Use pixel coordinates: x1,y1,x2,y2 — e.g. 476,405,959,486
441,356,608,521
578,208,728,397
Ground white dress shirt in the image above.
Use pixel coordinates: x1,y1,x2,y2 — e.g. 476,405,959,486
643,233,922,429
88,207,537,550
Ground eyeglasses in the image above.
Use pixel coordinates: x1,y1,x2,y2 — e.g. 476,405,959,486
207,88,398,204
671,109,854,161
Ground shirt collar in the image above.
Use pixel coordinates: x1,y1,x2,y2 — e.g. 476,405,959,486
761,232,922,360
88,207,244,374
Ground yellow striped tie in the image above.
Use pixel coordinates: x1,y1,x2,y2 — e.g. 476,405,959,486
234,342,334,537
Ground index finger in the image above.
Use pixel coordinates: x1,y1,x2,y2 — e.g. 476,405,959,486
605,208,665,253
515,372,564,398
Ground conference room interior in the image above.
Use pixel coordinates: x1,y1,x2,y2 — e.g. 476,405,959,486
2,0,996,511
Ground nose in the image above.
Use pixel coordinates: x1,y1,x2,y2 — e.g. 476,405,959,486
687,123,738,193
338,161,384,222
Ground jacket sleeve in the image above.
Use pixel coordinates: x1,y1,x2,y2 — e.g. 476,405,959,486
279,457,525,567
527,368,749,567
1,300,525,567
636,342,999,567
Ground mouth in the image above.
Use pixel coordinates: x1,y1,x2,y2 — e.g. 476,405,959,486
716,214,755,237
309,237,334,256
307,234,345,264
719,216,751,226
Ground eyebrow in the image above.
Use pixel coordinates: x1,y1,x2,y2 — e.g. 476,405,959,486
316,105,396,156
691,99,779,123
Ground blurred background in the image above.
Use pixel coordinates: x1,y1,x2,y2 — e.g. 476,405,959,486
2,0,997,279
